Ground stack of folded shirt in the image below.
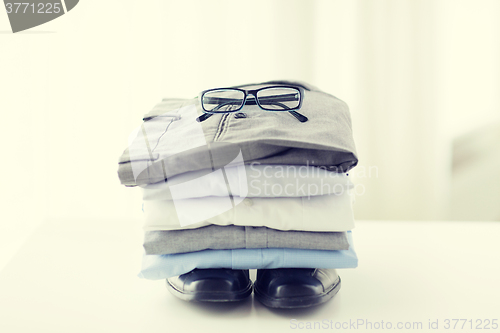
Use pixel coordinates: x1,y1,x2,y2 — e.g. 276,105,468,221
137,164,358,279
117,80,359,281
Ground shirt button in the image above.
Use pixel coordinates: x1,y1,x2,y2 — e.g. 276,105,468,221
234,112,247,119
243,198,253,206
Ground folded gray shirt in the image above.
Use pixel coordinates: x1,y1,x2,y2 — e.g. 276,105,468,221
118,80,358,187
143,225,350,255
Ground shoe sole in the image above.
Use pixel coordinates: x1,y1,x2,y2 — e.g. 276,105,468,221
166,279,253,302
254,276,341,309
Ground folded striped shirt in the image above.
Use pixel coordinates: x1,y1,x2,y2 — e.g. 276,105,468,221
144,225,349,255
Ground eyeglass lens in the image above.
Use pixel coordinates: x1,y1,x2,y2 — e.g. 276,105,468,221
202,89,245,112
256,87,300,111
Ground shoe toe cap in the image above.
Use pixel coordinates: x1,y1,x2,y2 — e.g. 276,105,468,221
273,282,324,298
256,268,339,298
168,269,250,293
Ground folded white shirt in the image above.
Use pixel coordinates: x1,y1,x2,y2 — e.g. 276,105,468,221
142,164,353,200
142,191,355,232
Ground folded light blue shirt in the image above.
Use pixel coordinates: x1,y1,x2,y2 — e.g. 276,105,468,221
138,232,357,279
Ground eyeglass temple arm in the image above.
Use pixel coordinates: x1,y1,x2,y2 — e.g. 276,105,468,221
268,102,308,123
197,102,308,123
196,113,213,122
288,110,308,122
196,101,238,122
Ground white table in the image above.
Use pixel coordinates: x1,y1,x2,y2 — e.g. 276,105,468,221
0,219,499,333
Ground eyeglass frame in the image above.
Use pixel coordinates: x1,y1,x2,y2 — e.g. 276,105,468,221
199,85,305,114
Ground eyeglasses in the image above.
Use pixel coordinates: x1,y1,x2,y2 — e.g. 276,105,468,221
196,85,308,123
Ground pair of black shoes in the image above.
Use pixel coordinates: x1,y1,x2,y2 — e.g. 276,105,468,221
166,268,341,308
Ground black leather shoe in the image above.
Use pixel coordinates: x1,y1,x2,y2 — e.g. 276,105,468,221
254,268,341,308
166,269,252,302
